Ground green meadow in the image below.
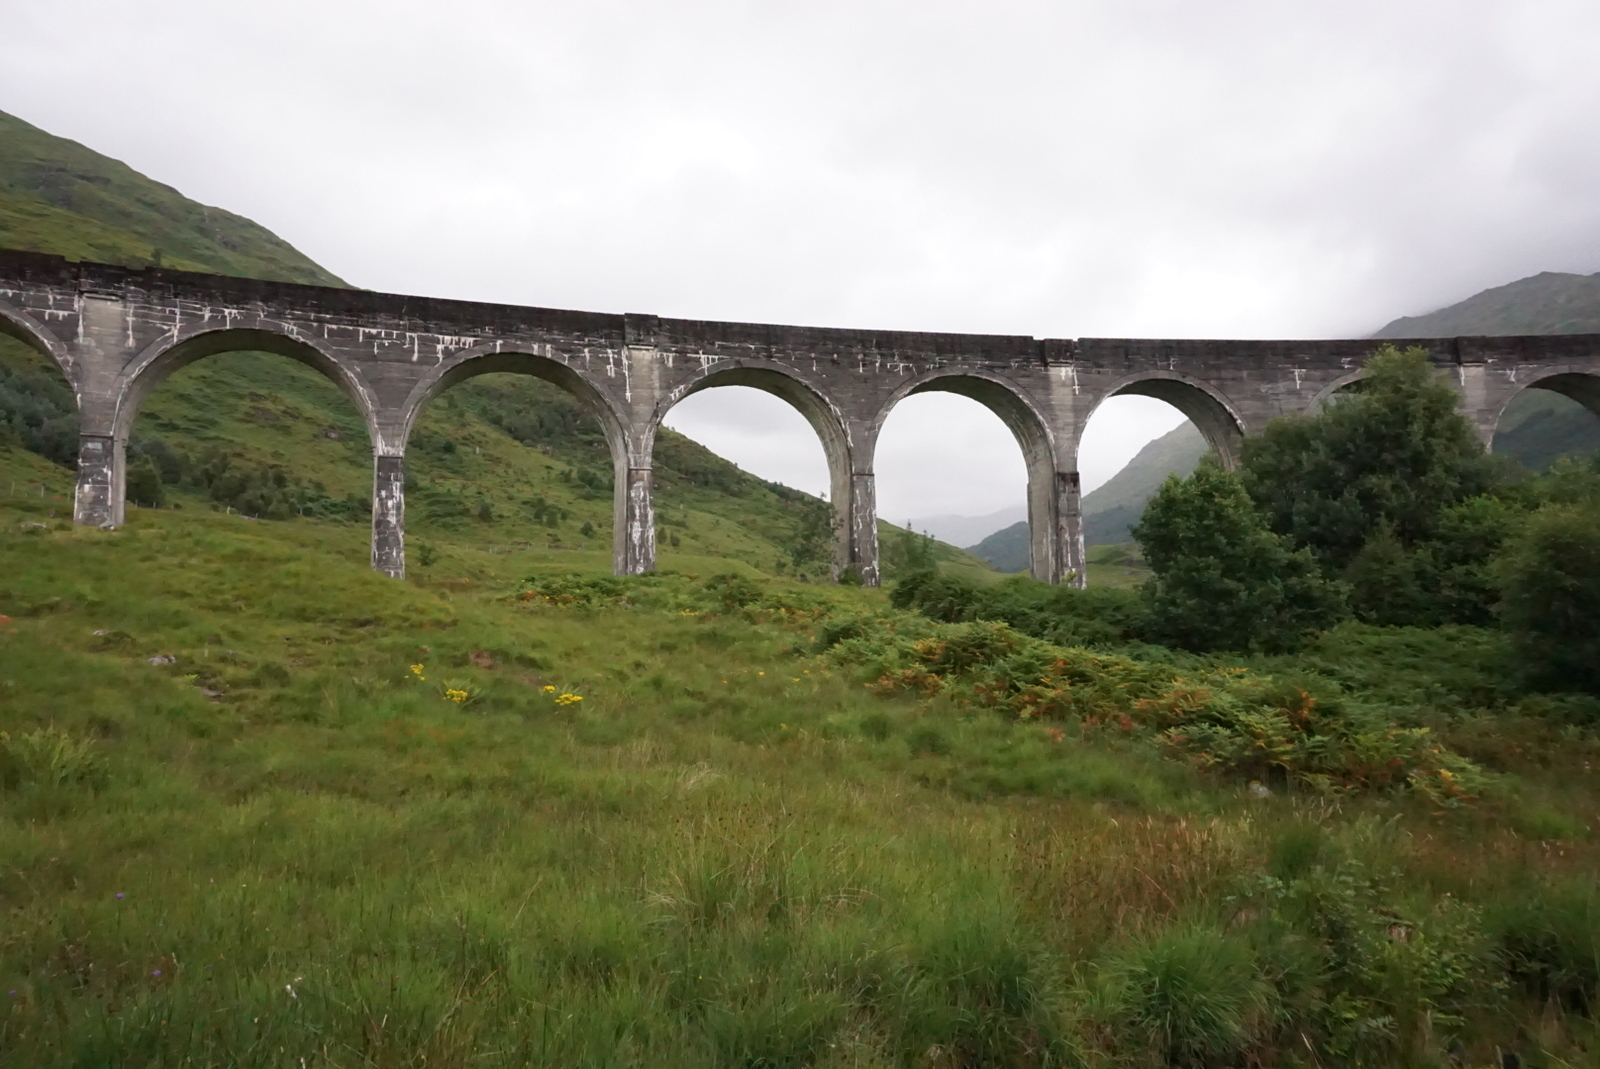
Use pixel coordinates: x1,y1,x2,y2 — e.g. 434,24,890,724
3,446,1599,1067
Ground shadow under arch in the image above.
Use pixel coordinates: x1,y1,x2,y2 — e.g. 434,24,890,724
1088,371,1246,468
1488,369,1600,442
652,360,855,576
875,368,1062,582
0,300,74,385
114,325,378,446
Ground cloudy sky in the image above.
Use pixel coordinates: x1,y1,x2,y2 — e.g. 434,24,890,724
5,0,1599,529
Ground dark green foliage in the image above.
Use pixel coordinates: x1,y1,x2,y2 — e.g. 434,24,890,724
781,495,832,574
1483,879,1600,1014
1497,499,1600,694
883,523,937,577
1134,463,1346,653
891,568,1142,648
0,353,78,467
1342,500,1521,629
526,494,567,528
1236,345,1522,627
124,454,164,509
702,572,764,612
451,376,606,454
1241,345,1500,576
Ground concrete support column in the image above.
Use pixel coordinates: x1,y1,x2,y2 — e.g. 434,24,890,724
1026,469,1084,587
371,454,406,578
842,469,880,586
614,465,655,576
73,434,125,528
1059,471,1086,589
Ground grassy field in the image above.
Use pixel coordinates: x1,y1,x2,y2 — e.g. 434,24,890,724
3,439,1598,1068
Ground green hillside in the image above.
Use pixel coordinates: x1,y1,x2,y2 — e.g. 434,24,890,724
0,109,343,286
1375,270,1600,337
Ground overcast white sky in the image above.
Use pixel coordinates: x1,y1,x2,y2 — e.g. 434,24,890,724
5,0,1600,528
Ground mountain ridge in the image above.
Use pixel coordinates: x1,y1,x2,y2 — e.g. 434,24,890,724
0,108,344,287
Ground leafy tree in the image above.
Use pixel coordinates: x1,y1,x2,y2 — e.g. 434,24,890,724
124,454,165,509
1497,501,1600,694
1240,344,1508,624
883,523,938,578
1133,462,1346,653
1241,344,1499,572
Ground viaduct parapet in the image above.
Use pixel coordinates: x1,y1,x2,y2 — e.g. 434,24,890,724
2,249,1597,585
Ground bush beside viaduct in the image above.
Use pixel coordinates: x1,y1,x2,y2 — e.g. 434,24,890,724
3,249,1598,586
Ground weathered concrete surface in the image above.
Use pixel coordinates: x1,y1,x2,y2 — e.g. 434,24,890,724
2,249,1598,586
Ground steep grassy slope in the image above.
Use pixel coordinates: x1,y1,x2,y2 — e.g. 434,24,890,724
0,109,342,286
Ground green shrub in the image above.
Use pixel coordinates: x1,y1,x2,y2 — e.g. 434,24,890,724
892,569,1142,647
1483,879,1599,1014
0,727,107,790
1241,344,1502,574
1134,463,1347,653
1107,924,1273,1067
1497,500,1600,694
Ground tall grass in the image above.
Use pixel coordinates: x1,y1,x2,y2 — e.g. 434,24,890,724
3,470,1600,1066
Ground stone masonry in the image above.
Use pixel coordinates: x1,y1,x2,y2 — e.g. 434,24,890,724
2,249,1598,585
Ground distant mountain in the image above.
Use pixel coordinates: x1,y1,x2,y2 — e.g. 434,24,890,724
965,270,1600,572
0,109,344,286
966,423,1207,571
908,505,1026,548
1374,271,1600,338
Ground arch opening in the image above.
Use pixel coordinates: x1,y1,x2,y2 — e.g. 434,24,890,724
875,373,1056,582
0,308,79,478
401,354,628,569
1100,376,1245,469
0,304,69,378
656,367,843,580
117,328,374,445
1491,373,1600,472
1075,393,1213,580
125,342,376,522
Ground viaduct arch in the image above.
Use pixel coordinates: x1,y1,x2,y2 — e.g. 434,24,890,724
4,250,1599,587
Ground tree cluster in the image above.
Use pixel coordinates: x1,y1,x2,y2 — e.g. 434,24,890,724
1132,344,1600,692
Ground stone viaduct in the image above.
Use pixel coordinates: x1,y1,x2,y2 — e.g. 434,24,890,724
2,249,1598,586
